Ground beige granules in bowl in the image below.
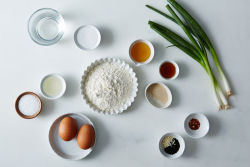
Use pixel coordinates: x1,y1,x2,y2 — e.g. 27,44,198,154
147,83,168,105
161,136,174,148
84,62,133,112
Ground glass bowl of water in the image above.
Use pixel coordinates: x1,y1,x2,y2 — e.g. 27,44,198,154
28,8,64,46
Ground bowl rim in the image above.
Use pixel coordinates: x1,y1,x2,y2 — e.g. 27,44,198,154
80,58,138,115
145,82,172,108
40,73,66,100
15,91,42,119
159,60,179,80
159,132,185,159
184,113,210,138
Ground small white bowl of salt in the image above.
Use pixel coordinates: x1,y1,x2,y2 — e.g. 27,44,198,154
15,92,42,119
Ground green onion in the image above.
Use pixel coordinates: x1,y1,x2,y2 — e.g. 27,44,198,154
146,1,232,110
145,5,176,23
167,0,232,97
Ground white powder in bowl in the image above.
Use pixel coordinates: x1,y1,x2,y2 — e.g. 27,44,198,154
18,94,41,116
75,25,101,50
84,62,133,112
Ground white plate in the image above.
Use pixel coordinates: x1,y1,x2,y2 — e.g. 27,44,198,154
184,113,209,138
81,58,138,115
48,113,95,160
159,133,185,159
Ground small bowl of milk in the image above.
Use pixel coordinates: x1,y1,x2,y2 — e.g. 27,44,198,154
40,74,66,100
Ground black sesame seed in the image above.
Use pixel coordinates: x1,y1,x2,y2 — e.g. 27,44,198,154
164,138,180,155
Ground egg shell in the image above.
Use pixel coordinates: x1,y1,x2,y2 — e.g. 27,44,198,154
77,124,95,150
59,116,77,141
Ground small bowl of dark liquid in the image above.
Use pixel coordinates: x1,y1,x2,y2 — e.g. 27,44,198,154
159,61,179,80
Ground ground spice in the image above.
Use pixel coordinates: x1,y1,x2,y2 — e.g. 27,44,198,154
189,118,200,130
147,83,168,105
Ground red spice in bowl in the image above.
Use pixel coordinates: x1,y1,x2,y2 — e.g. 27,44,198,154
189,118,200,130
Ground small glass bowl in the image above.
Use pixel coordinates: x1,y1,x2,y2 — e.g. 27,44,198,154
28,8,65,46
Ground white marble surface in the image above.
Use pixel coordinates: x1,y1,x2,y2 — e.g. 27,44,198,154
0,0,249,166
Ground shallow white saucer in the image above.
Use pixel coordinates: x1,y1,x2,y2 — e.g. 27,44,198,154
48,113,95,160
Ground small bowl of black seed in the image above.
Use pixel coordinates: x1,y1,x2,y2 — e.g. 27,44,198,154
159,133,185,159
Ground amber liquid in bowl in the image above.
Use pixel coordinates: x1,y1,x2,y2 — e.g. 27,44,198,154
130,42,151,63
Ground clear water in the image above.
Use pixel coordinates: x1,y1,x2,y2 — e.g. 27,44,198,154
37,18,59,40
28,8,64,45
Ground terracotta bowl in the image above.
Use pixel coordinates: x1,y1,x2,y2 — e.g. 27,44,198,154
15,92,42,119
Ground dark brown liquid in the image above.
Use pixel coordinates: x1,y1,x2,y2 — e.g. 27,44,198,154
160,62,176,79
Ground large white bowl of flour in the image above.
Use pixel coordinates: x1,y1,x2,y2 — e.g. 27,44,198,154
81,58,138,114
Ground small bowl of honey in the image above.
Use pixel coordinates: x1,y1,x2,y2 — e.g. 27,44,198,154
129,39,154,66
159,61,179,80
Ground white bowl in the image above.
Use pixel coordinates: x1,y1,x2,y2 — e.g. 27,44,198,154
48,113,95,160
40,73,66,100
159,133,185,159
145,82,172,108
74,25,101,50
159,61,179,80
129,39,154,66
81,58,138,115
184,113,210,138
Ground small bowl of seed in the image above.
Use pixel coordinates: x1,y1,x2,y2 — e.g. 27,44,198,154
159,133,185,159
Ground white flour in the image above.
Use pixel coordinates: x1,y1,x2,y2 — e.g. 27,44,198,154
84,62,133,112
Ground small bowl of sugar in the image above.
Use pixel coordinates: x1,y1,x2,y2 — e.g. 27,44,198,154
15,92,42,119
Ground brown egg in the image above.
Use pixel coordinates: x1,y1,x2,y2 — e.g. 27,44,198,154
77,124,95,150
59,116,77,141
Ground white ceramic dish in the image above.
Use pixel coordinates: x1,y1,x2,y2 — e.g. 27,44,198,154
184,113,209,138
159,133,185,159
81,58,138,115
159,61,179,80
40,73,66,100
129,39,154,66
145,82,172,108
74,25,101,50
48,113,95,160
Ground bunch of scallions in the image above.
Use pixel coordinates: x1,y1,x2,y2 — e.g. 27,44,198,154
146,0,232,110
